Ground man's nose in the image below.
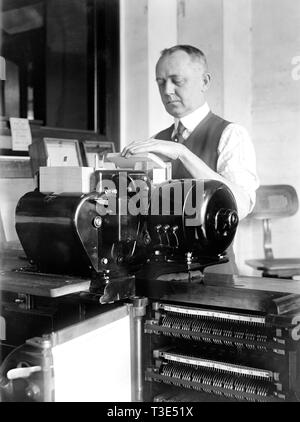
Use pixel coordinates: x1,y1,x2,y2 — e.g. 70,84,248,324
164,80,175,95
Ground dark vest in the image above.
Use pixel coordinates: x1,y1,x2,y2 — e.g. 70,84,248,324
155,111,229,176
155,111,238,275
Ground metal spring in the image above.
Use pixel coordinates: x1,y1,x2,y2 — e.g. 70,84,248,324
171,317,183,338
159,362,272,400
181,318,191,340
160,313,268,350
161,315,174,337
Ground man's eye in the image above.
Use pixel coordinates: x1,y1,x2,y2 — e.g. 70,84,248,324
173,78,184,86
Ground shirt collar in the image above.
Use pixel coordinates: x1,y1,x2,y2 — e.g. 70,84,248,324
174,102,210,133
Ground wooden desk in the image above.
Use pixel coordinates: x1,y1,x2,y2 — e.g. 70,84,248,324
0,250,90,297
204,272,300,295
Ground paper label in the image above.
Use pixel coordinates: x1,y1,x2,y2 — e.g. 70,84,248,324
9,117,32,151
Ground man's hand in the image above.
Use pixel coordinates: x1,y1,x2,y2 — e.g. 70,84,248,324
121,138,185,161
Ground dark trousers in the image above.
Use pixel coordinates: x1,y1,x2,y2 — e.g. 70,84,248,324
204,244,238,275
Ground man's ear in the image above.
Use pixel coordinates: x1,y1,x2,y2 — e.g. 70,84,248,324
202,72,211,92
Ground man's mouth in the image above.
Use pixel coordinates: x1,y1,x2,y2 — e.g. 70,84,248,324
166,100,180,105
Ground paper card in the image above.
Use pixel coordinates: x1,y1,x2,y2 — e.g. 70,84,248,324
9,117,32,151
44,138,81,166
83,140,115,167
106,152,167,169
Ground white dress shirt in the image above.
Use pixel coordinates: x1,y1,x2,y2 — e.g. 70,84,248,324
173,103,259,218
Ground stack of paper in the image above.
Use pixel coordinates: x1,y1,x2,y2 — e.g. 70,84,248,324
39,166,94,194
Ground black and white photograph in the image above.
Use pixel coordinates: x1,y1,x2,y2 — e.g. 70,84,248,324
0,0,300,406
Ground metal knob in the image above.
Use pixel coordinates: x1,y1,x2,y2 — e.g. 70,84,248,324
93,216,102,228
215,209,239,234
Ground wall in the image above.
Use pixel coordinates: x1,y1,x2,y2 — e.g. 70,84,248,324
147,0,177,136
120,0,176,149
177,0,224,117
251,0,300,264
222,0,254,275
120,0,149,148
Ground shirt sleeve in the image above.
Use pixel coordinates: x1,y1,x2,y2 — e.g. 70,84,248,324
217,123,260,217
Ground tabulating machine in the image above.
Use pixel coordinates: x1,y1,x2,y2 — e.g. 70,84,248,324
0,163,299,402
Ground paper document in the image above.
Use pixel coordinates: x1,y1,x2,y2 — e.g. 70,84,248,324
9,117,32,151
106,152,167,169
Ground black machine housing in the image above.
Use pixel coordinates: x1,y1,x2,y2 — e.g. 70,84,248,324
15,171,239,302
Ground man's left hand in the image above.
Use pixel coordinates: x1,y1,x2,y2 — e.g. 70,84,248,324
121,138,184,161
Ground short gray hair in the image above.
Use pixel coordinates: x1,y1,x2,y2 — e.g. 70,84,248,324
159,45,208,70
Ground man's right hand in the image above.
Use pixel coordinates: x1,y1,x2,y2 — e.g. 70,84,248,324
121,138,185,161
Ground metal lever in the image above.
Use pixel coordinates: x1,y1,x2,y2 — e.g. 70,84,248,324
163,225,171,246
155,224,163,246
7,366,42,380
172,225,179,248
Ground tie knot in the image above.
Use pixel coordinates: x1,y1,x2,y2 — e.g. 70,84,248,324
177,120,185,135
172,121,186,143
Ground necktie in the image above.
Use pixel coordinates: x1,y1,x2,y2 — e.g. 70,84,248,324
172,120,186,143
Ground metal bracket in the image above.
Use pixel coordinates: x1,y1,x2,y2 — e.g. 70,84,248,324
263,218,274,260
14,293,34,310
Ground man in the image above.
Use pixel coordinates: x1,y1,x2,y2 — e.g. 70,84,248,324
122,45,259,274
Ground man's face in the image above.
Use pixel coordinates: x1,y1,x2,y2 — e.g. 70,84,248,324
155,50,210,118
